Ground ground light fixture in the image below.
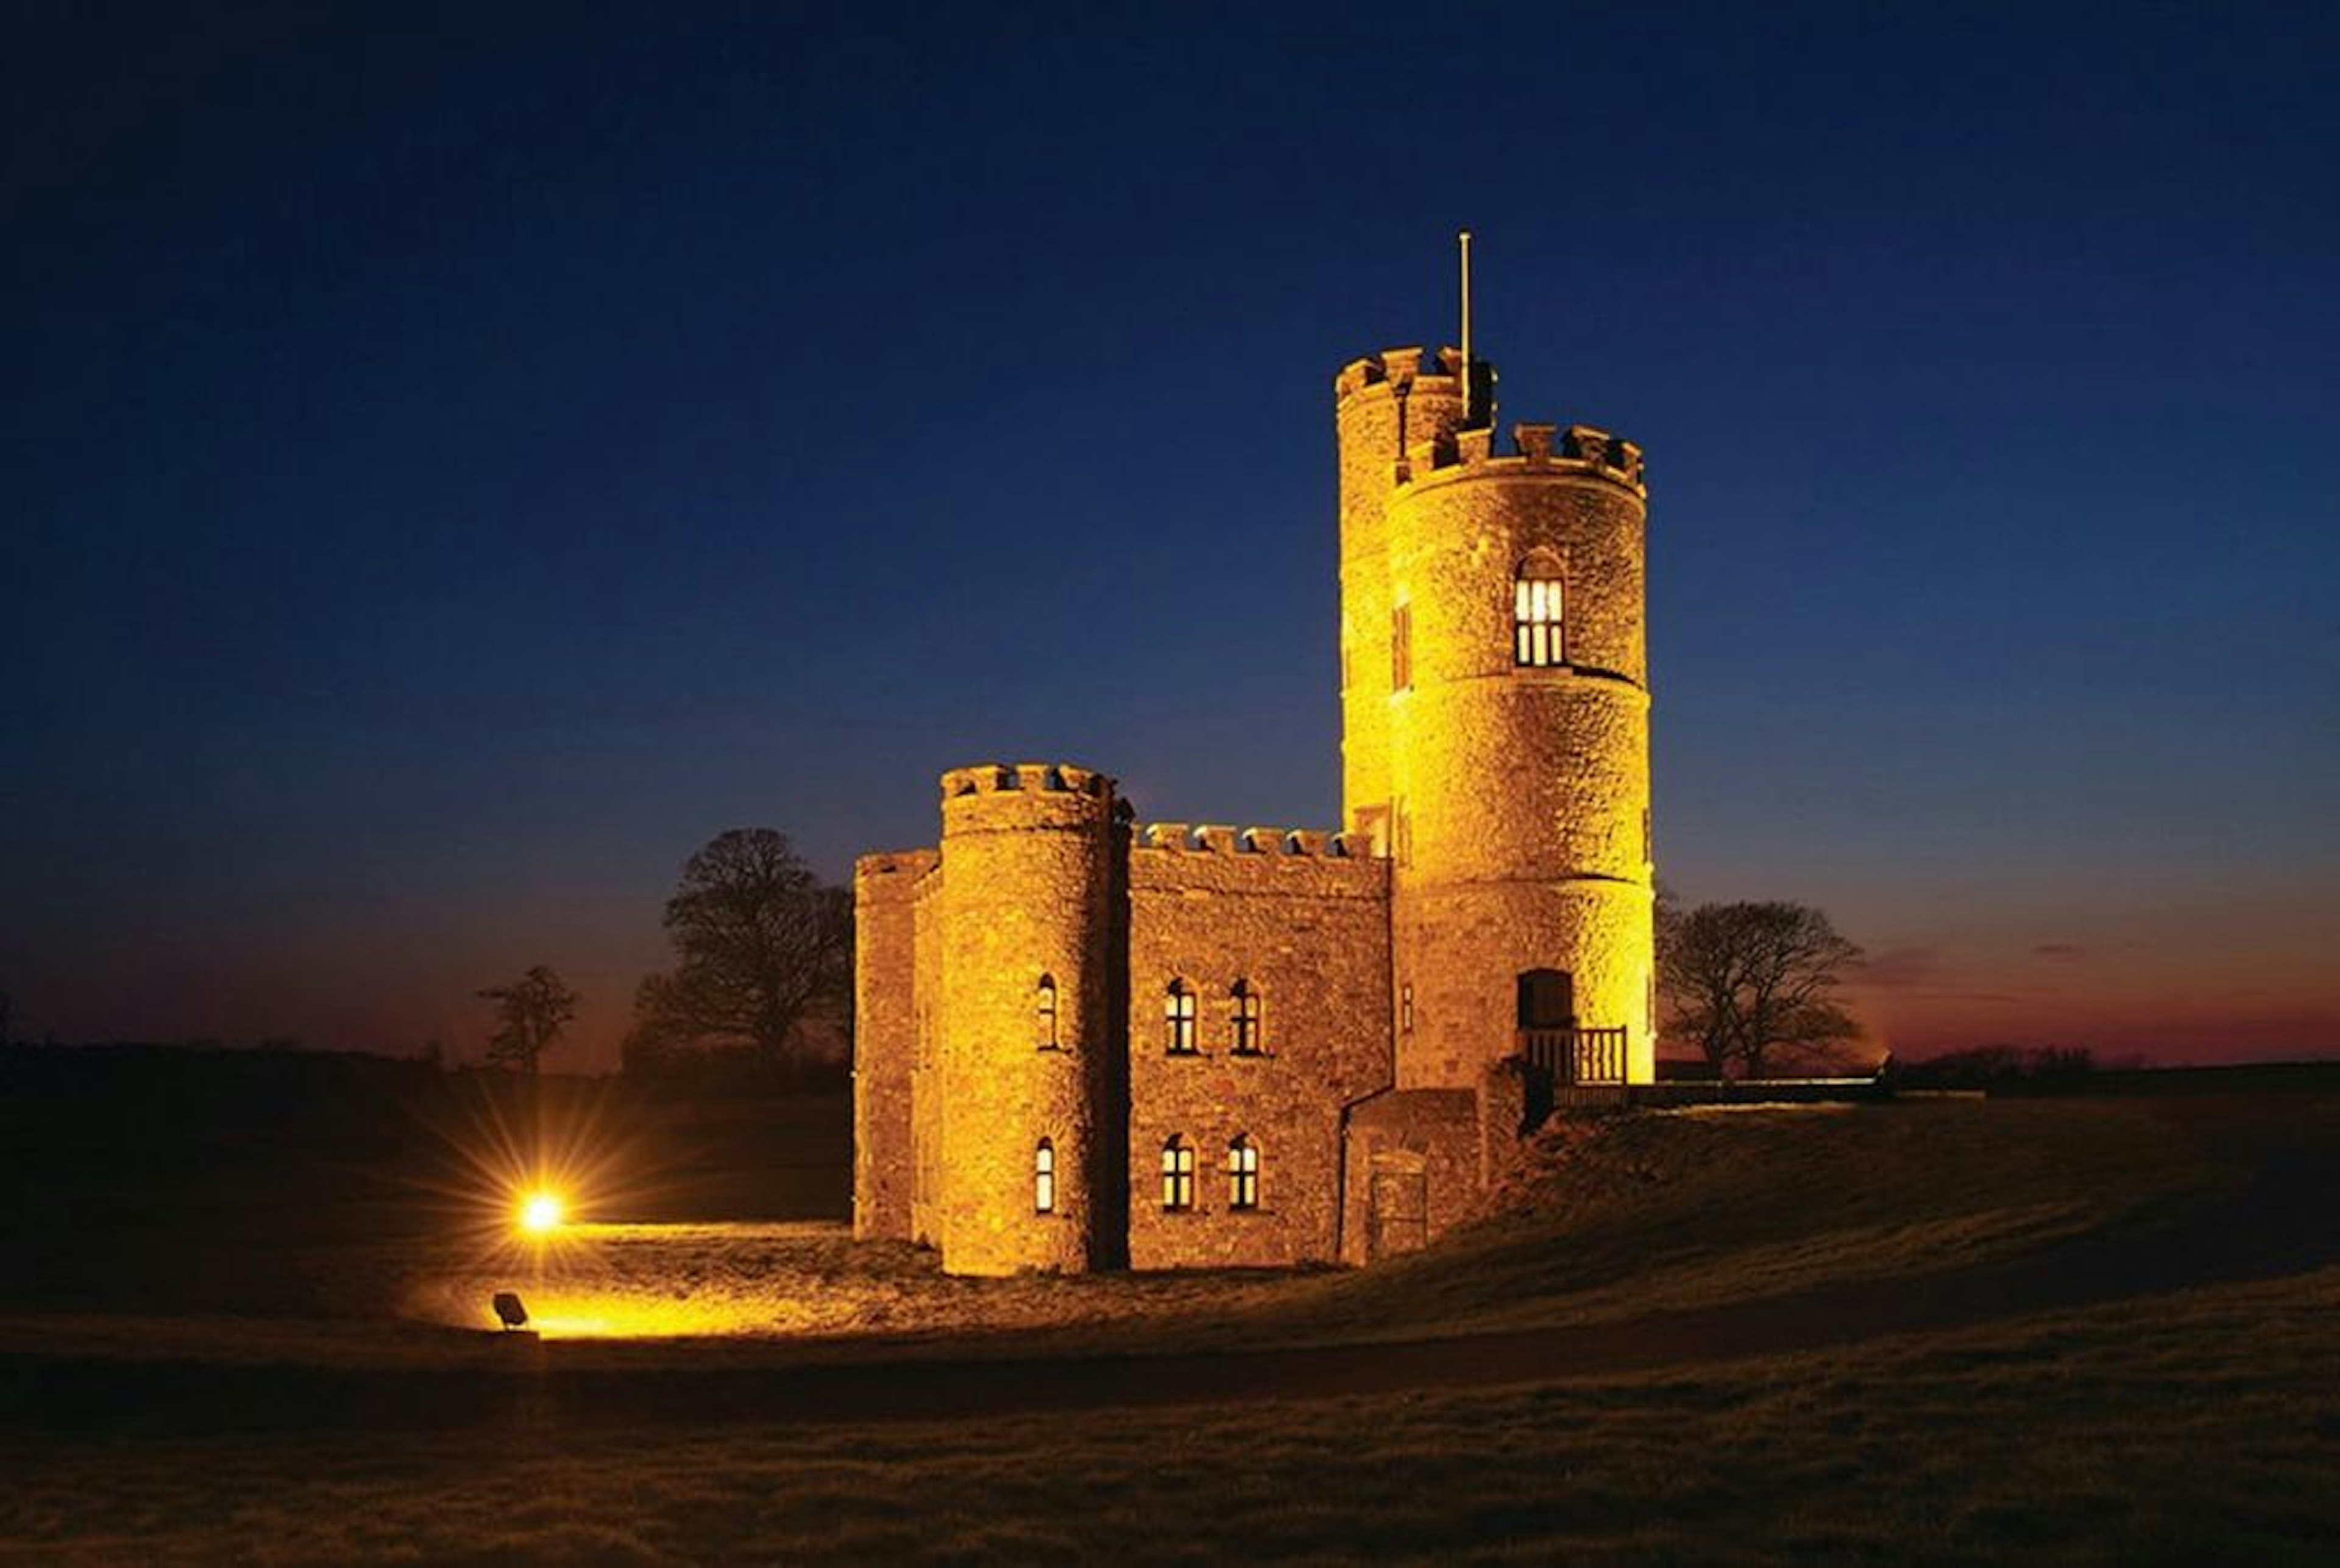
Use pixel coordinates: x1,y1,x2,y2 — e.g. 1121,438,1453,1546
517,1190,564,1235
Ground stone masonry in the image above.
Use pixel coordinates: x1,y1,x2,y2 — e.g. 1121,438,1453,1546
854,338,1656,1276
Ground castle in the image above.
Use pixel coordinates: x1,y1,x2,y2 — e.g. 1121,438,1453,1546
853,331,1655,1275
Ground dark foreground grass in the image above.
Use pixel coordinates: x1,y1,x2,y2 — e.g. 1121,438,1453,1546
12,1094,2319,1372
3,1263,2335,1565
5,1091,2336,1562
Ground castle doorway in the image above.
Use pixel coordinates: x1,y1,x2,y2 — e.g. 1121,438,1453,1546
1366,1150,1429,1261
1517,968,1575,1029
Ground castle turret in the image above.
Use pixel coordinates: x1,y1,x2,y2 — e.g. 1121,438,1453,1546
932,762,1126,1275
1335,348,1470,847
1338,356,1656,1091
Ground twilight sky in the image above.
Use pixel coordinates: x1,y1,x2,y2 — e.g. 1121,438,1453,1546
7,2,2335,1069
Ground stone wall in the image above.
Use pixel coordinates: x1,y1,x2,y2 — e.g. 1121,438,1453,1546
850,847,933,1241
909,856,943,1246
1123,824,1392,1269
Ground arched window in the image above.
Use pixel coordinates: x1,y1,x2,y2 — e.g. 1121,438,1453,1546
1161,1136,1195,1210
1228,1135,1259,1210
1035,974,1058,1049
1514,553,1565,667
1230,980,1262,1055
1165,981,1197,1054
1034,1139,1056,1213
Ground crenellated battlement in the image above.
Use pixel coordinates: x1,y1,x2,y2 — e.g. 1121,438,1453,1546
1401,419,1646,496
1334,345,1466,407
1133,821,1375,859
856,847,938,884
938,761,1113,800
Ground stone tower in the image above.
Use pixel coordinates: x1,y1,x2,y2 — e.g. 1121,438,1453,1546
1335,350,1656,1091
929,763,1126,1275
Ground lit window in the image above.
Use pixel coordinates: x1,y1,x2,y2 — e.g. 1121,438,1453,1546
1514,559,1564,667
1392,602,1413,689
1228,1135,1259,1210
1035,974,1058,1049
1166,981,1197,1054
1161,1137,1195,1210
1231,981,1262,1055
1401,982,1414,1033
1035,1139,1055,1213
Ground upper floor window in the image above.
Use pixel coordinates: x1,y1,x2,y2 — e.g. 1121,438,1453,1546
1161,1137,1195,1210
1035,974,1058,1049
1230,980,1261,1055
1514,555,1565,667
1392,601,1413,690
1228,1135,1259,1210
1165,981,1198,1054
1035,1139,1056,1213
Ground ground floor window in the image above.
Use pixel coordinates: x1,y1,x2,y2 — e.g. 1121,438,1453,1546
1161,1137,1195,1210
1228,1135,1259,1210
1035,1139,1055,1213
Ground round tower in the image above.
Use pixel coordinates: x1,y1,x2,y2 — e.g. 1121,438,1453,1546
934,762,1121,1275
1335,348,1469,845
1336,359,1656,1093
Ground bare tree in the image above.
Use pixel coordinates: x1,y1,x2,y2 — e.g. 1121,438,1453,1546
478,965,578,1078
623,828,851,1075
1658,901,1863,1079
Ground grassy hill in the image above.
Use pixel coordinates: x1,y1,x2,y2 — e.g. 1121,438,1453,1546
1,1079,2334,1563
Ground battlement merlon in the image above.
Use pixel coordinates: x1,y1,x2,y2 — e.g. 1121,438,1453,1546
1402,420,1647,498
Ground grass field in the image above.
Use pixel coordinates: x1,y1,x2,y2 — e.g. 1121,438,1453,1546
2,1064,2335,1563
5,1264,2335,1566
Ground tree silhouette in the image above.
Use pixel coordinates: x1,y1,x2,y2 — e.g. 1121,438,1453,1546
477,965,578,1077
623,828,851,1077
1658,901,1863,1079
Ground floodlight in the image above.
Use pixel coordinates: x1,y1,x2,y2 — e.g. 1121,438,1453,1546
493,1291,529,1331
519,1190,564,1233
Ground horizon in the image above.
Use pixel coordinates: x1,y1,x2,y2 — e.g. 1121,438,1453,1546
8,4,2335,1070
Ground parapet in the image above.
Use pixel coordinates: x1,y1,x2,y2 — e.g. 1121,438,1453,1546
1134,822,1375,859
856,847,938,880
937,761,1119,840
855,847,939,906
1402,419,1646,497
938,761,1113,800
1334,345,1466,408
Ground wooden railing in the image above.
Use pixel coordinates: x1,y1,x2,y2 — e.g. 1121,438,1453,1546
1520,1025,1628,1086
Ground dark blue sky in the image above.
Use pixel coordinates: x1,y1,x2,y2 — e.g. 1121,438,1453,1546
8,2,2336,1066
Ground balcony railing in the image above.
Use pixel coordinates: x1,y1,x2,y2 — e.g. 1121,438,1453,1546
1520,1025,1628,1086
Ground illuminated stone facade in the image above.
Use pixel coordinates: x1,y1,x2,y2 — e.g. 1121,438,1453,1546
854,345,1655,1275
